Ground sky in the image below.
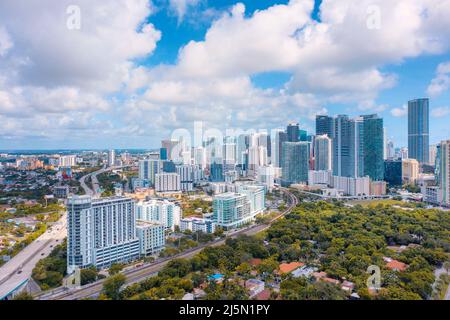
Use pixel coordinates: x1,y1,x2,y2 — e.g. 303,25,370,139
0,0,450,150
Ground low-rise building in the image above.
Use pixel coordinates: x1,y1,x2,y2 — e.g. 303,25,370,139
383,257,408,272
180,216,216,234
423,186,443,205
245,279,265,298
278,262,305,274
370,181,387,196
331,176,370,197
53,185,70,198
136,220,165,257
308,170,332,186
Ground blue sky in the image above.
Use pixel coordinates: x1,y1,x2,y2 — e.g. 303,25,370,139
0,0,449,150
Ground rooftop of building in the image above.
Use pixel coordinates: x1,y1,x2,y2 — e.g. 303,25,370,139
213,192,244,199
278,262,305,274
384,257,408,272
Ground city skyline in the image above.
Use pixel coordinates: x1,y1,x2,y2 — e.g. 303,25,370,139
1,0,450,149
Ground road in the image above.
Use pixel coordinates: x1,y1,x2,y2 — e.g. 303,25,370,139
37,188,298,300
433,265,450,300
79,165,132,196
0,213,67,300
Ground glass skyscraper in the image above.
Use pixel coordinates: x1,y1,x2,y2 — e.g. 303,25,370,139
287,123,300,142
362,114,384,181
333,114,384,180
281,141,309,185
314,135,332,171
408,98,429,164
316,115,335,138
333,115,361,178
384,160,402,186
210,160,224,182
273,130,288,168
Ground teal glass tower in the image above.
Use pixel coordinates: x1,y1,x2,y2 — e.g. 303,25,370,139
362,114,384,181
281,141,309,185
408,98,429,164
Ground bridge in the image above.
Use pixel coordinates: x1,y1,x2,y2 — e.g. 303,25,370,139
79,165,133,196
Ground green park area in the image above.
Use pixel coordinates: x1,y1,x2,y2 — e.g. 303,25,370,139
94,201,449,300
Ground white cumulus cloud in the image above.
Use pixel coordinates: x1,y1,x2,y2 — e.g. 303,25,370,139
427,62,450,97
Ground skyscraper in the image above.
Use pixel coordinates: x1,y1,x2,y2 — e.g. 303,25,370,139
402,159,419,185
435,144,441,183
439,140,450,206
429,144,437,166
273,129,287,168
281,142,309,185
176,164,195,191
223,136,237,172
287,123,300,142
299,130,308,142
316,115,335,138
333,115,362,178
332,114,384,180
161,139,180,161
160,148,168,160
362,114,384,181
155,172,181,192
237,134,250,166
314,135,332,171
67,196,140,273
210,159,224,182
408,98,429,164
386,140,395,160
384,160,402,186
139,159,161,186
193,146,207,169
108,149,115,167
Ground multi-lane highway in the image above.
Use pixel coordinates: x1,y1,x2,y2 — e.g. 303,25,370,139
79,166,106,196
37,188,298,300
79,165,132,196
0,213,67,300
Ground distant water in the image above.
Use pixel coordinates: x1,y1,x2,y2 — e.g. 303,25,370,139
0,149,157,155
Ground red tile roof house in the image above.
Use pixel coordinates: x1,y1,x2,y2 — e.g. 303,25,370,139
274,262,305,283
383,257,408,272
278,262,305,274
249,258,262,267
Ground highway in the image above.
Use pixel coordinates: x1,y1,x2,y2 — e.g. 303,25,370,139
0,213,67,300
37,188,298,300
79,165,132,196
